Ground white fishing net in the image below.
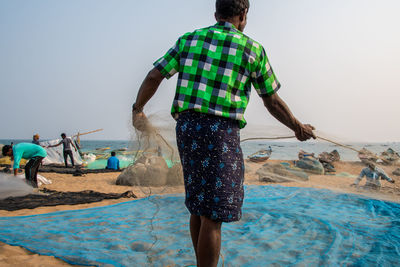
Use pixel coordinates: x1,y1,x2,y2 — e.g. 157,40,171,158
0,173,34,200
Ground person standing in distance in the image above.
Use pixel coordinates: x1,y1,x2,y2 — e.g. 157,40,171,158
47,133,77,168
32,134,41,145
132,0,315,266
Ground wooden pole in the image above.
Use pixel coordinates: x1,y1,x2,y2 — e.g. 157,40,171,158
72,129,103,138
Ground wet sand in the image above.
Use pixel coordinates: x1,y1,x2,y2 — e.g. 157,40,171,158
0,160,399,266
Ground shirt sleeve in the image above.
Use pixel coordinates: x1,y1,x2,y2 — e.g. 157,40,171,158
354,169,366,185
378,169,392,182
153,38,182,79
12,147,22,169
251,47,281,97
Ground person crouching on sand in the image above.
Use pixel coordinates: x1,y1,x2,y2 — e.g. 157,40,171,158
132,0,315,266
351,161,395,190
2,143,47,188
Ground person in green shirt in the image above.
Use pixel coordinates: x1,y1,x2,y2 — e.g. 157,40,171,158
132,0,315,266
2,143,47,188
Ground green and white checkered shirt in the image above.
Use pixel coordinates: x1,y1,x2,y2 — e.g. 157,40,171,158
154,21,280,128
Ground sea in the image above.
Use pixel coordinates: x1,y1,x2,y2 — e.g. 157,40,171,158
1,139,400,161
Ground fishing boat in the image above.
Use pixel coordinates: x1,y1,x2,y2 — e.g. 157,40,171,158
248,148,272,163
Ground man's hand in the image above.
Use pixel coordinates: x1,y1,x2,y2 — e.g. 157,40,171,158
262,94,316,142
132,110,150,132
294,123,316,141
390,180,395,184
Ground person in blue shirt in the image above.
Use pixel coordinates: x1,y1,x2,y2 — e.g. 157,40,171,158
2,143,47,188
106,151,120,170
351,161,395,190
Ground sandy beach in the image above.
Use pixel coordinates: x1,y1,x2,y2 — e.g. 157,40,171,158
0,159,399,266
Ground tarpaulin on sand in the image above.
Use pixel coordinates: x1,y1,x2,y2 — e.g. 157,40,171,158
0,185,399,266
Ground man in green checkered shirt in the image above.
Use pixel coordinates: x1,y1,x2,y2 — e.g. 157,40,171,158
153,19,280,128
132,0,315,266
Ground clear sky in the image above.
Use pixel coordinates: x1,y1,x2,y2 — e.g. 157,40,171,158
1,0,399,142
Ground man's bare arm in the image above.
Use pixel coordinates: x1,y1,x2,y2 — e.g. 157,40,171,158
262,93,315,141
132,68,165,131
133,68,165,111
47,141,62,148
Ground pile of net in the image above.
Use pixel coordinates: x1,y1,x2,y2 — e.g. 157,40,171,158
116,113,184,189
0,173,34,200
0,188,136,211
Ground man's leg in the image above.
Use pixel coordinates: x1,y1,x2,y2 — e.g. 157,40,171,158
69,150,75,167
30,157,43,188
197,216,222,267
24,159,34,185
190,214,201,263
63,151,68,167
24,158,41,188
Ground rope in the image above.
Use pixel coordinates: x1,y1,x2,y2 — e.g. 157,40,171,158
241,135,362,154
240,136,296,142
316,136,362,153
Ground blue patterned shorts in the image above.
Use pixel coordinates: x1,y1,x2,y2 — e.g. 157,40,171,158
176,111,244,222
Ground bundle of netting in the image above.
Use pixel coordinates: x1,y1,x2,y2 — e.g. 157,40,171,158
116,112,183,195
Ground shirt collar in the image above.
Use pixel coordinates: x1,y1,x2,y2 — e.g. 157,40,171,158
215,21,238,31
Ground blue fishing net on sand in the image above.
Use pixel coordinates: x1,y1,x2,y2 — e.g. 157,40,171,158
0,185,399,266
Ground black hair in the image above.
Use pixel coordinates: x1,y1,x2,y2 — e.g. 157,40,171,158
216,0,249,19
111,151,116,156
61,133,66,137
2,145,12,156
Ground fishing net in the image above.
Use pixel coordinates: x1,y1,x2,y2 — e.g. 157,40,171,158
0,173,34,200
117,112,183,193
0,186,399,266
108,110,396,265
3,110,399,266
0,188,136,211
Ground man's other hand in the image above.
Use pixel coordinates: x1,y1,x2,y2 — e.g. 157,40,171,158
295,123,316,141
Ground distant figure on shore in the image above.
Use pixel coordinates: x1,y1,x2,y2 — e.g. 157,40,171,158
2,143,47,188
106,151,120,170
32,134,41,145
47,133,77,168
131,0,315,265
351,161,395,190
